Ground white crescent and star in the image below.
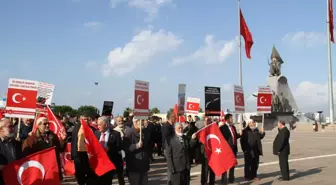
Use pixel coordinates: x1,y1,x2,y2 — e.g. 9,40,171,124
64,152,72,162
12,93,26,104
235,95,241,103
260,96,266,104
17,160,45,185
188,103,194,109
49,121,58,134
205,134,221,152
136,95,144,105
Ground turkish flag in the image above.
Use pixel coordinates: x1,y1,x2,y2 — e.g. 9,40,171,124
81,120,115,176
134,90,149,110
257,93,272,107
174,104,178,118
186,102,199,112
329,0,334,43
6,88,37,109
179,115,186,123
60,143,75,176
47,105,67,140
197,123,237,176
234,92,245,107
3,147,60,185
240,8,254,59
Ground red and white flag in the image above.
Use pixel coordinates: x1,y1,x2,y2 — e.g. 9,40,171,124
240,8,254,59
234,85,245,112
197,123,237,176
257,87,272,113
60,143,75,176
3,147,60,185
47,105,67,140
5,78,38,119
186,97,200,114
329,0,334,43
134,80,149,119
81,120,115,176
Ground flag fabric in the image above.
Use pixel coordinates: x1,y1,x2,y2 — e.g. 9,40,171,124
3,147,60,185
81,120,115,176
240,8,254,59
173,104,178,118
330,0,334,42
47,105,67,140
220,110,225,122
196,123,237,176
60,143,75,176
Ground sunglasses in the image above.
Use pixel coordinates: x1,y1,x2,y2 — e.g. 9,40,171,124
40,122,49,126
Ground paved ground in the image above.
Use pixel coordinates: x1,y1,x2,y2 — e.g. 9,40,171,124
62,130,336,184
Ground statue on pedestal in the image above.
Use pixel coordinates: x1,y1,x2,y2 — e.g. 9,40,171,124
268,45,284,77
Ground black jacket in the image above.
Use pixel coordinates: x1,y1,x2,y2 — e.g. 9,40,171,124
220,124,241,153
94,129,123,170
161,122,174,148
240,126,265,156
123,127,150,172
273,127,290,155
165,134,191,173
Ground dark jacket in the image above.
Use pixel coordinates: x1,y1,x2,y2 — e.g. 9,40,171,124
161,122,174,148
123,127,150,172
240,126,265,157
273,127,290,155
94,129,123,170
165,134,191,173
220,123,241,153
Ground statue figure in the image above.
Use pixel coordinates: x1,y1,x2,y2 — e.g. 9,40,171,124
268,45,284,77
271,92,281,112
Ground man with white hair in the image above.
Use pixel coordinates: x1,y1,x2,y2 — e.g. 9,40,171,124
95,116,124,185
0,118,22,185
165,122,191,185
240,118,265,181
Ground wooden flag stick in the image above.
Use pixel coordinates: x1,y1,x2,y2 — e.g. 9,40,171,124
262,114,265,130
16,118,21,139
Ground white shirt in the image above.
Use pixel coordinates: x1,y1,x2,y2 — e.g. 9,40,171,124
99,129,110,148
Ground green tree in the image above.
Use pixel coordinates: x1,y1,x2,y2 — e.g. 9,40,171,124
123,107,133,117
77,105,99,117
53,105,74,117
150,107,160,115
199,107,203,112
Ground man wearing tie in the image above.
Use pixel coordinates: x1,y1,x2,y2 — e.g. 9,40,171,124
219,114,241,184
95,116,124,185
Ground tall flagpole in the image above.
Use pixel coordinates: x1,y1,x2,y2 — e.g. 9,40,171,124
238,0,242,86
327,0,334,124
238,0,243,129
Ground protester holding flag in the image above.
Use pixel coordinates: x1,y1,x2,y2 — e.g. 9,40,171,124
95,116,124,185
219,113,242,184
71,113,97,185
0,118,23,185
22,114,65,181
123,118,151,185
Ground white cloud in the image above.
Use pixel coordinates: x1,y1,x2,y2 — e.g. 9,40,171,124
282,31,326,48
110,0,172,18
83,21,102,28
102,29,183,76
172,35,238,66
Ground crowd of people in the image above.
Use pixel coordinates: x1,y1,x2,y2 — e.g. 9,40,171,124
0,110,291,185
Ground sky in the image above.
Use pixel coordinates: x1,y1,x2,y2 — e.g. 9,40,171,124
0,0,335,116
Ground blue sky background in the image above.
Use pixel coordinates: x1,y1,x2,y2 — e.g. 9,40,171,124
0,0,335,115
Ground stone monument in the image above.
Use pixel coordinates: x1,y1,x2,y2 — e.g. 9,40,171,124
261,46,300,130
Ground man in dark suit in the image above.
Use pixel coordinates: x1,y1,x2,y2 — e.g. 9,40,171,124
165,122,191,185
123,118,151,185
95,116,124,185
273,120,290,181
219,114,241,184
71,113,97,185
162,111,176,185
240,119,265,181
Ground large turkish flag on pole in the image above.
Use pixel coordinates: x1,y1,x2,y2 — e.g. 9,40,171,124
134,80,149,119
197,123,237,176
3,147,60,185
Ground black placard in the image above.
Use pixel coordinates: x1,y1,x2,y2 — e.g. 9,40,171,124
102,101,114,116
204,86,221,116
